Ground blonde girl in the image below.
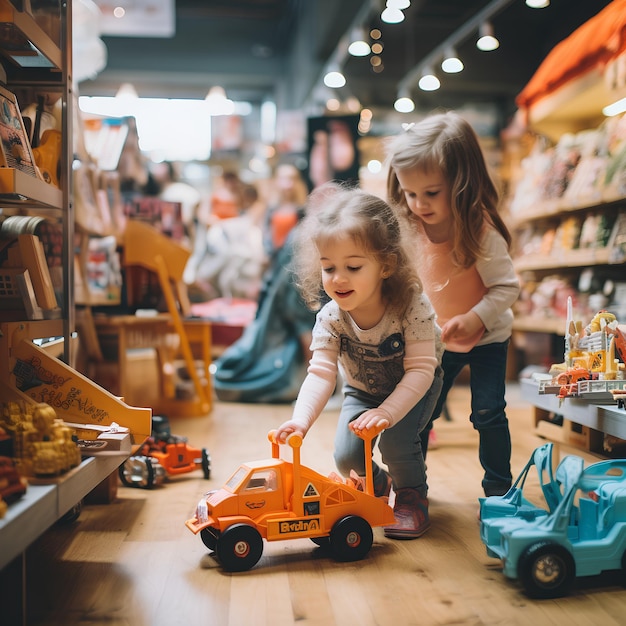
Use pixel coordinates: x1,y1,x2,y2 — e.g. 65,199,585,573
275,185,443,539
386,110,520,497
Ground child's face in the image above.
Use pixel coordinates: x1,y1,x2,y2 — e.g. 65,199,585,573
318,235,387,319
395,166,452,230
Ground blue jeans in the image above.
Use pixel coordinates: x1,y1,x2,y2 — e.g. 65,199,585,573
421,340,512,496
333,367,443,498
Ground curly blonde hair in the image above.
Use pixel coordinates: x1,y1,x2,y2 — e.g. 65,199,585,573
292,184,422,311
386,110,511,269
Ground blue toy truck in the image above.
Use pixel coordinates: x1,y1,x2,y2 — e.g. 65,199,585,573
480,445,626,598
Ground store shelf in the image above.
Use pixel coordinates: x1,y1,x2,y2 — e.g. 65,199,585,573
513,316,565,335
0,168,63,209
513,247,613,273
520,378,626,441
0,0,62,71
0,454,126,571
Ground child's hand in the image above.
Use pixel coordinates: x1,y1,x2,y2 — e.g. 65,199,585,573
350,408,391,434
275,420,306,443
441,311,484,343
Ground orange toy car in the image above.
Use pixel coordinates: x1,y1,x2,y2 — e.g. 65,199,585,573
185,425,395,571
119,415,210,489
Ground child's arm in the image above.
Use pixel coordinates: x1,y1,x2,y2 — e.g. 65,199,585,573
351,339,437,432
275,349,337,442
472,229,520,330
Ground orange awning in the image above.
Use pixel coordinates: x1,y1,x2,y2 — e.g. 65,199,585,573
516,0,626,111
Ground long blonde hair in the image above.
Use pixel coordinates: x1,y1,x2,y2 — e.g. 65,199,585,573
293,184,422,311
386,110,511,269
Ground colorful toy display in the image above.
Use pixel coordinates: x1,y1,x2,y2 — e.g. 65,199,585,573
539,299,626,400
480,445,626,598
185,425,395,572
118,414,210,489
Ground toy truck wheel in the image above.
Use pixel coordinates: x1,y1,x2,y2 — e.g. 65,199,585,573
201,449,211,479
329,516,373,562
517,541,575,599
119,455,155,489
216,524,263,572
201,527,220,551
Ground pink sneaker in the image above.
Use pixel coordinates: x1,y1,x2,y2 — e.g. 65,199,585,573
428,428,438,450
384,487,431,539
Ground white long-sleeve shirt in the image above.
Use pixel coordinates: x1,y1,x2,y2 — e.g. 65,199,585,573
289,292,443,435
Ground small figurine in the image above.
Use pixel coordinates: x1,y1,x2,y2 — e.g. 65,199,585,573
118,414,210,489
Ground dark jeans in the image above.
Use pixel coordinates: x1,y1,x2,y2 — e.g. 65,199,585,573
421,340,512,496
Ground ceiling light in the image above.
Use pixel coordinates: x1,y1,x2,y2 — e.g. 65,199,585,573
115,82,138,99
394,93,415,113
348,28,370,56
324,69,346,88
525,0,549,7
603,97,626,117
381,7,405,24
418,68,440,91
386,0,411,9
441,48,463,73
205,86,234,116
477,22,499,51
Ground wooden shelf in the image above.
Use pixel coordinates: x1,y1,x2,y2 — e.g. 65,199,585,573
513,247,613,272
0,454,127,571
0,0,62,71
0,168,63,209
513,316,565,335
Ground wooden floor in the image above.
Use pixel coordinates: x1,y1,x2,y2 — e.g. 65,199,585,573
22,383,626,626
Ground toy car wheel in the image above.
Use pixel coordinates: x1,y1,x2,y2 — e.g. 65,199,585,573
329,515,373,562
201,527,220,551
119,455,155,489
517,541,575,599
201,448,211,479
216,524,263,572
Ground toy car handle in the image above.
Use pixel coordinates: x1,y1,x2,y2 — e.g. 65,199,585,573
350,421,387,442
267,429,303,448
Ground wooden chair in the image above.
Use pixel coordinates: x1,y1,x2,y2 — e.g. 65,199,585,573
123,220,212,416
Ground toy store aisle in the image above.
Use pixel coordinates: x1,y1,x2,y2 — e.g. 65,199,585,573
23,383,625,626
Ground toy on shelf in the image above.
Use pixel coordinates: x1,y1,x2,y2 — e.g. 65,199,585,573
0,455,27,517
118,414,210,489
0,401,81,477
538,298,626,401
479,444,626,598
65,421,132,456
185,424,395,572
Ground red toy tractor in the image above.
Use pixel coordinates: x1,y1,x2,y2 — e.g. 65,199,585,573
119,415,210,489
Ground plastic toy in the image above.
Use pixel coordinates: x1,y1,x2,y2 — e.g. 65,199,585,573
185,424,395,572
0,401,81,477
479,443,579,551
479,445,626,598
0,455,27,516
540,299,626,401
119,415,210,489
